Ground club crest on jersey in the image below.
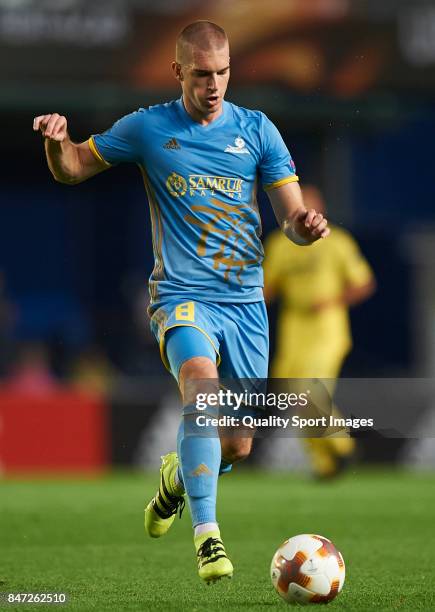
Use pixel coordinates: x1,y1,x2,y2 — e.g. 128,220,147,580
166,172,187,197
224,136,250,155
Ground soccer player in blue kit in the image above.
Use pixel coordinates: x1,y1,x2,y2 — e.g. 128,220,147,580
34,21,329,583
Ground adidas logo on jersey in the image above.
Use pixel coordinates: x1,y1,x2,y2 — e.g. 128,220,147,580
164,137,181,150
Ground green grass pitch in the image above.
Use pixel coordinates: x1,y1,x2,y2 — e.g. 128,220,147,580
1,469,434,611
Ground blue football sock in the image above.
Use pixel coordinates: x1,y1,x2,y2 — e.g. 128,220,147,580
177,405,221,526
176,456,231,487
176,457,232,486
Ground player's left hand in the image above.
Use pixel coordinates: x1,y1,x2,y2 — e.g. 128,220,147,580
293,208,330,243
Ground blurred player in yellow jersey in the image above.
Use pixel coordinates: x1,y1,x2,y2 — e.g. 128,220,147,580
263,185,376,478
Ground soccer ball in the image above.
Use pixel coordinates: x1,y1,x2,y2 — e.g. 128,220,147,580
270,534,345,604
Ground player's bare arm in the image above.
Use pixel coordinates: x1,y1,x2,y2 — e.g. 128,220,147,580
33,113,108,184
267,181,330,245
341,278,376,306
313,278,377,313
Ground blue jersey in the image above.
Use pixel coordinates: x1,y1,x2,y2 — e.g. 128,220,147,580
90,98,298,307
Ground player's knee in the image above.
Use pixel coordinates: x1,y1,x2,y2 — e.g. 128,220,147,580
180,356,217,379
179,356,218,405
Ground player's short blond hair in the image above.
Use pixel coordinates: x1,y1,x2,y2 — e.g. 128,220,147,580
176,21,228,65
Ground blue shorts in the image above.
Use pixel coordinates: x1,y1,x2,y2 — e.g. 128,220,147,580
149,299,269,381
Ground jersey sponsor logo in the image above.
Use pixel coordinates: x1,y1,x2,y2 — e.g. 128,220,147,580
166,172,243,199
224,136,250,155
163,137,181,150
166,172,187,197
189,175,243,199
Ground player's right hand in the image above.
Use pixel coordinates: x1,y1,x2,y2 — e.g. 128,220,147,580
33,113,68,142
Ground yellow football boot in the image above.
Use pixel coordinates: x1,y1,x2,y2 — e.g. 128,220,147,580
195,530,234,583
144,452,185,538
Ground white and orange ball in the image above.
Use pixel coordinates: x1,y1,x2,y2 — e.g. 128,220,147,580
270,534,345,604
